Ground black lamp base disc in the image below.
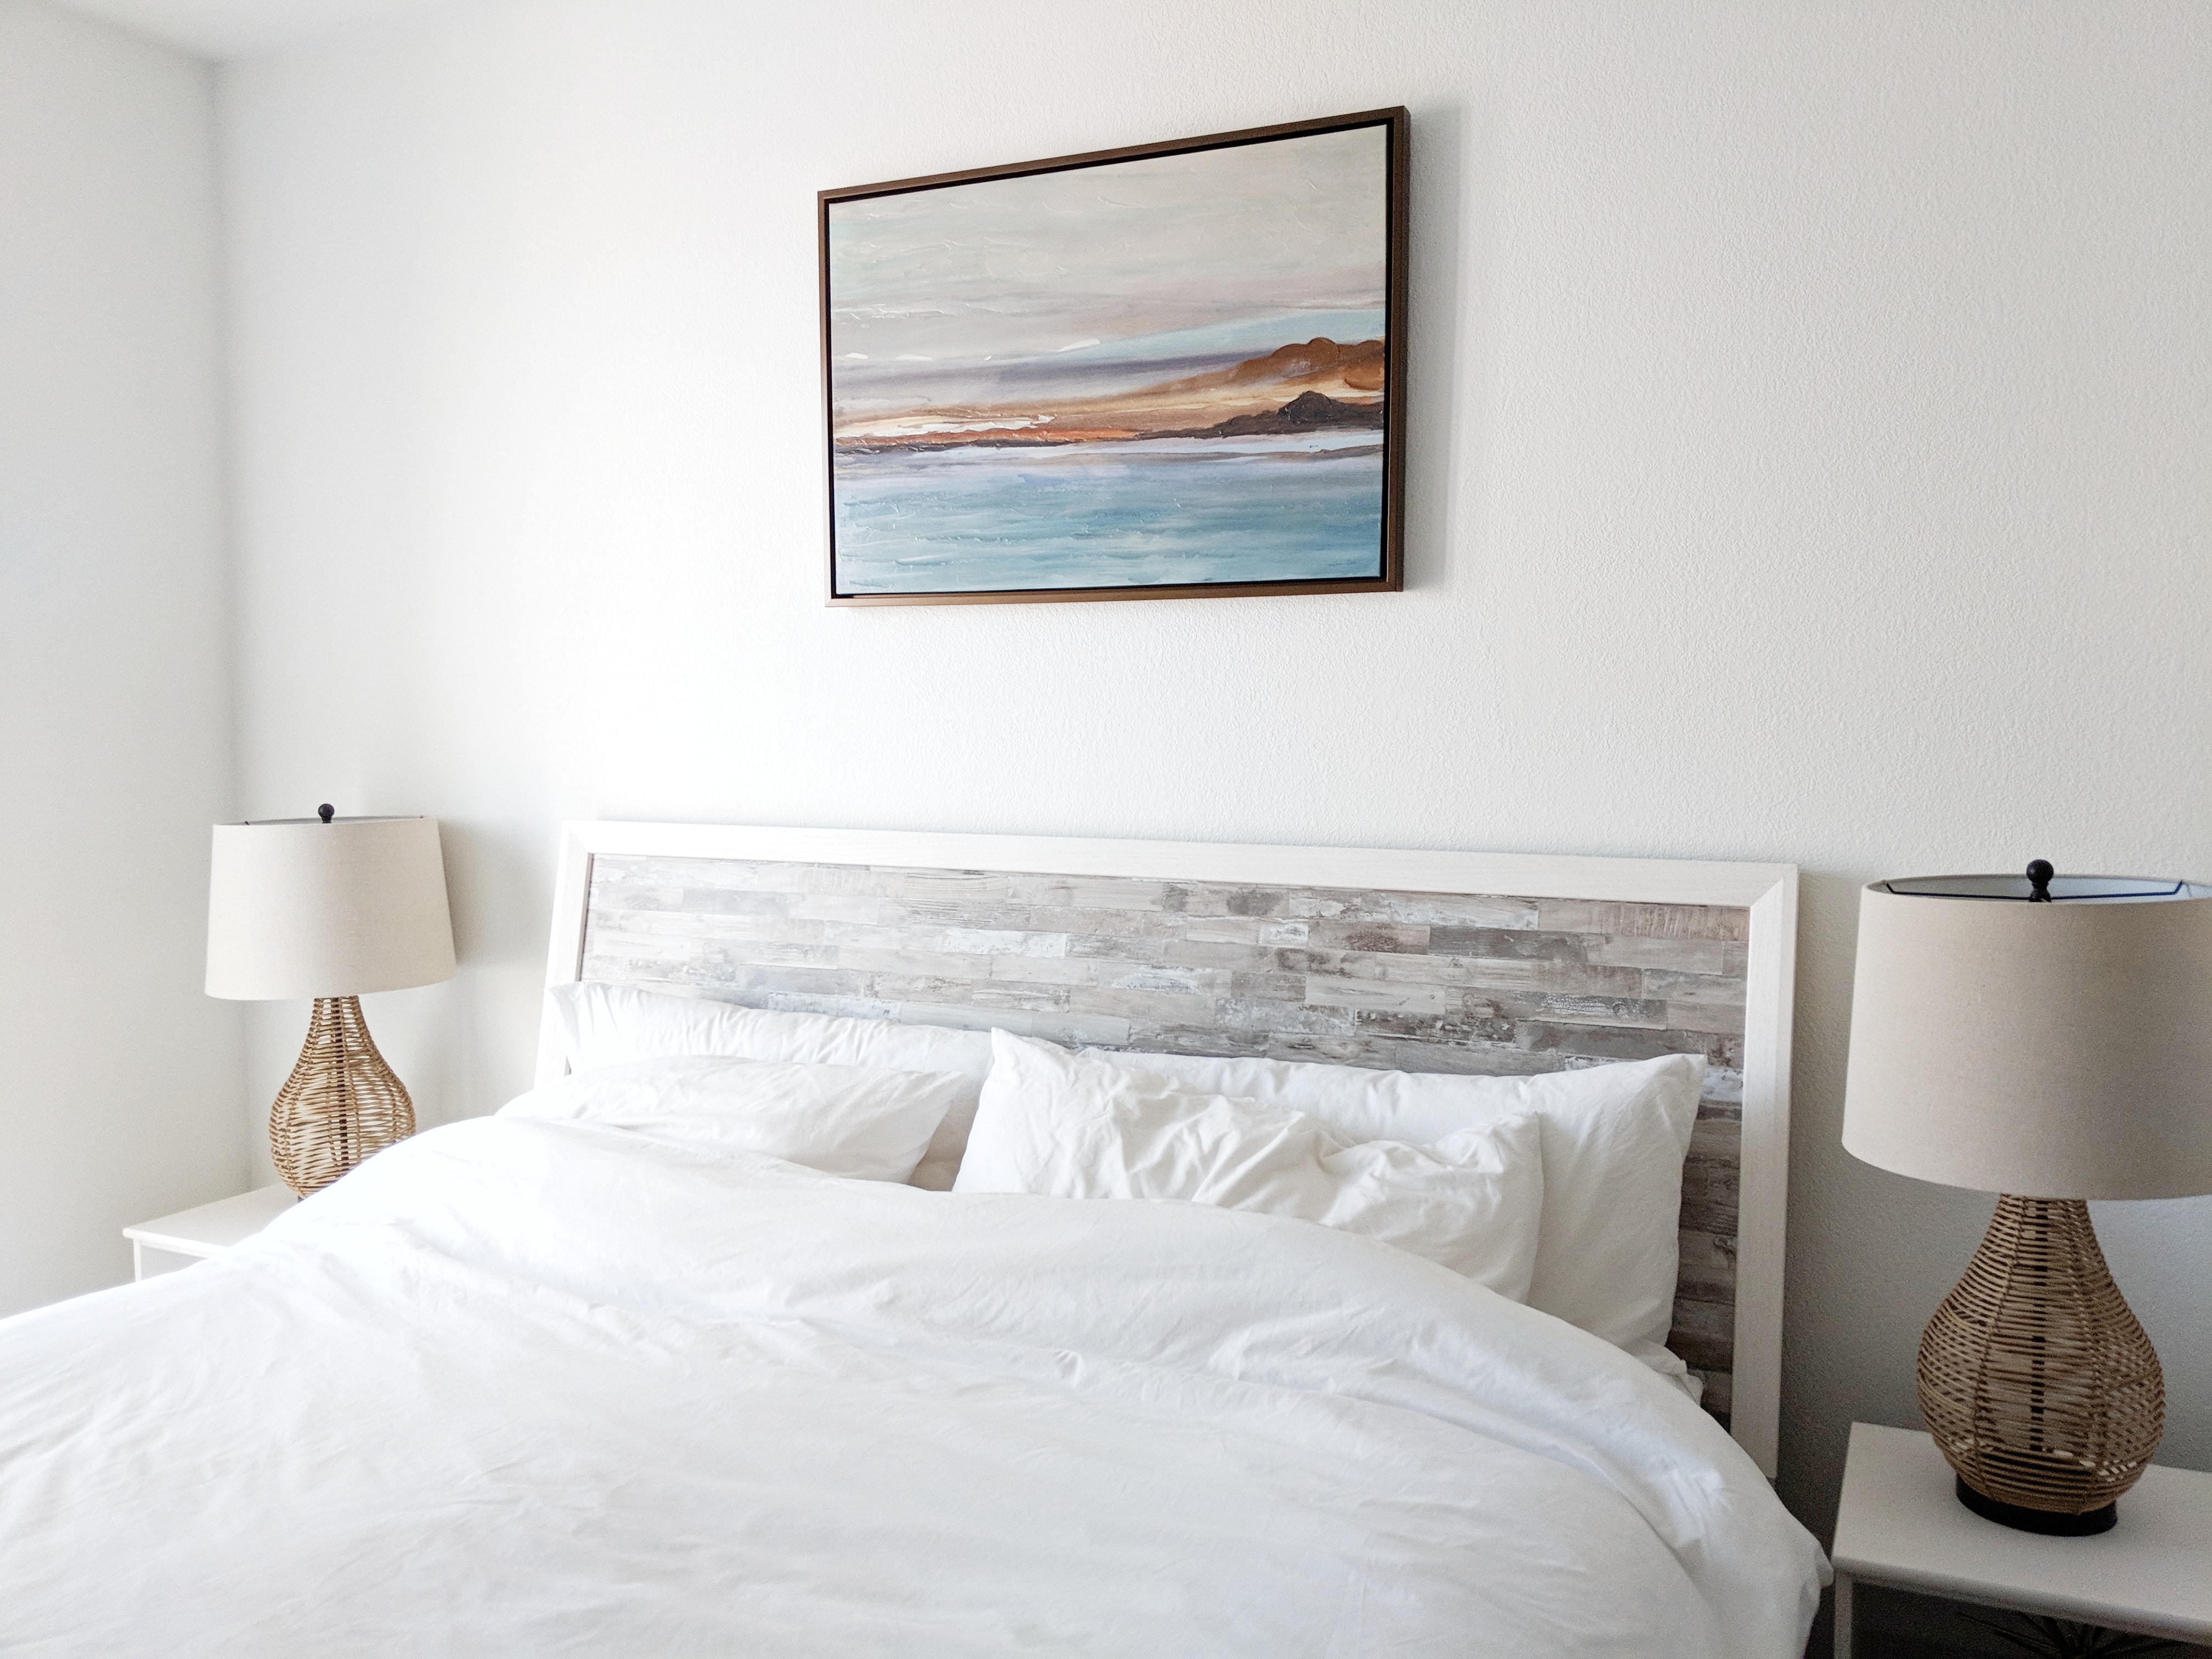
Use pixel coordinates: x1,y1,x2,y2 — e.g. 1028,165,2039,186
1955,1476,2117,1536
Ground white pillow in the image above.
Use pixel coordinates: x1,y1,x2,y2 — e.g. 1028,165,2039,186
544,983,994,1190
955,1031,1547,1299
1083,1047,1703,1361
499,1053,967,1184
543,988,1699,1357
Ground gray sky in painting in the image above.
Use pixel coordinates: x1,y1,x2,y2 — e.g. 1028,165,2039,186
827,124,1387,374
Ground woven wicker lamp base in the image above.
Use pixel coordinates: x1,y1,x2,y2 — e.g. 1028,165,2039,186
1917,1195,2163,1536
270,996,417,1197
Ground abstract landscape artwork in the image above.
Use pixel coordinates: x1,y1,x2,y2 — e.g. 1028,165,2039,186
820,110,1407,605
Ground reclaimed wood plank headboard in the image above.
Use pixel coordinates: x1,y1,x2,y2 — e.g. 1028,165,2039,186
538,823,1797,1477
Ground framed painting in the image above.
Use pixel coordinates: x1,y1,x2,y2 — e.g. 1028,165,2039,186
819,108,1409,607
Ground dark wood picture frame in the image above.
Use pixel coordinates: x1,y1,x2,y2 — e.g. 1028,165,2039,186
819,108,1410,608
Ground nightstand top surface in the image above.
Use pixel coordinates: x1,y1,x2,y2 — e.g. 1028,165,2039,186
1833,1422,2212,1638
123,1185,297,1257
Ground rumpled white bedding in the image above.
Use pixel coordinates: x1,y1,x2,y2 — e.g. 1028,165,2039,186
0,1118,1824,1657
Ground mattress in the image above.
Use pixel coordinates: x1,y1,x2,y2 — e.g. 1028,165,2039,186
0,1116,1824,1655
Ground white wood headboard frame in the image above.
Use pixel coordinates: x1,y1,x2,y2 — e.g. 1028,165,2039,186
537,821,1797,1478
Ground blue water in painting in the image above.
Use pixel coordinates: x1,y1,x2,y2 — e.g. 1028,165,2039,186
832,436,1385,594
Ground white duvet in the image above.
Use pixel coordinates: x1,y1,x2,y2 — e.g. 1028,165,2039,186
0,1118,1823,1656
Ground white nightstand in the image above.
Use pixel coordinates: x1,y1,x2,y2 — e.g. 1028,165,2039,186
1832,1421,2212,1657
122,1186,297,1280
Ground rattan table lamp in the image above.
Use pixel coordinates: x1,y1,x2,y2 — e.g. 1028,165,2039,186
206,809,456,1197
1842,862,2212,1535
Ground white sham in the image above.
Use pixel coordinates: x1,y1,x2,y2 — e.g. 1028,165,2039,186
1079,1046,1706,1362
956,1031,1546,1299
544,982,993,1189
499,1053,967,1184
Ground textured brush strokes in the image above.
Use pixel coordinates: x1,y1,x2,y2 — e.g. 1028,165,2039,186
826,126,1390,594
579,854,1750,1427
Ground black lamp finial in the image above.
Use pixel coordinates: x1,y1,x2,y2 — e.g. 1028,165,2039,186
317,803,335,825
2026,859,2055,902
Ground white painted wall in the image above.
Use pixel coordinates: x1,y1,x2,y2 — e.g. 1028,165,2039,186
0,0,242,1314
216,0,2212,1554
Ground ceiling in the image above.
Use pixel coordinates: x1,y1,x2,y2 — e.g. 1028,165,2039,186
56,0,455,59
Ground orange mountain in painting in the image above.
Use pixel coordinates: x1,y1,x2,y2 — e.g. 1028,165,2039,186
834,337,1386,452
1158,336,1385,396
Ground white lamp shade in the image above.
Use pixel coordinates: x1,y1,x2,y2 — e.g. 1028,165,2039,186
206,816,457,1000
1842,875,2212,1199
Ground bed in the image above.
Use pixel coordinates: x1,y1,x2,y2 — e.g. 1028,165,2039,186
0,823,1824,1656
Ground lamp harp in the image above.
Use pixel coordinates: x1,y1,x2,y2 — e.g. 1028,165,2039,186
270,996,416,1197
1917,1195,2164,1534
